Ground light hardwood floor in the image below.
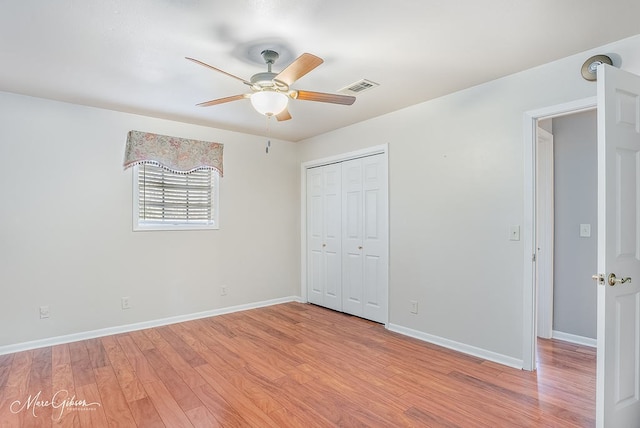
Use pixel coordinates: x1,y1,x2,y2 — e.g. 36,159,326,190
0,302,595,427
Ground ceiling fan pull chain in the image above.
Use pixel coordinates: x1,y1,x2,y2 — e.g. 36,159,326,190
265,115,271,154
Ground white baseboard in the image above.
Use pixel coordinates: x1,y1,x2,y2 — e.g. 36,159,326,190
551,330,597,347
387,323,523,370
0,296,303,356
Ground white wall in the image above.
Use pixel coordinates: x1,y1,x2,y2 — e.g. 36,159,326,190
553,110,597,339
299,34,640,364
0,92,301,349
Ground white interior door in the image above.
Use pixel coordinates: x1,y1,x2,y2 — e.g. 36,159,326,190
361,154,388,323
596,63,640,428
323,164,343,311
307,167,324,305
340,154,388,323
342,158,364,317
306,164,342,311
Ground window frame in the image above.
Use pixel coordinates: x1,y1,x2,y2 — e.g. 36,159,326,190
132,164,220,231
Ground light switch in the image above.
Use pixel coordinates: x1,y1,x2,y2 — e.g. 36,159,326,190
509,225,520,241
580,223,591,238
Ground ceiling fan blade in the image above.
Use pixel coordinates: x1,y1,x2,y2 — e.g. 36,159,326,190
276,107,292,121
196,94,249,107
186,57,252,86
275,53,323,86
294,90,356,105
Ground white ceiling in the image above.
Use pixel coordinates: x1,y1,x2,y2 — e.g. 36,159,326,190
2,1,639,142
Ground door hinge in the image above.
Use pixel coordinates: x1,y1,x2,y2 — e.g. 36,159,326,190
532,253,536,262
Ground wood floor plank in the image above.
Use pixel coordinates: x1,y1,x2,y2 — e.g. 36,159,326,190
128,396,165,428
0,386,25,427
157,325,207,367
84,338,109,369
0,302,596,427
117,334,159,384
142,348,203,412
198,320,288,382
234,362,331,422
195,363,281,428
0,354,13,390
3,350,32,392
129,330,156,352
0,350,33,427
27,346,53,425
168,321,238,373
189,320,246,370
216,366,285,415
50,344,80,428
404,405,463,428
268,407,329,428
100,335,147,403
293,361,415,426
93,365,137,426
191,383,248,427
275,370,389,427
142,327,207,389
185,405,221,428
74,383,109,427
144,380,194,427
67,342,95,388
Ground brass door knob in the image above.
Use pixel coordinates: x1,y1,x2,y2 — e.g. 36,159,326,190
608,273,632,286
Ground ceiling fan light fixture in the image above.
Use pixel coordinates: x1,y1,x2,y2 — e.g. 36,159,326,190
250,90,288,116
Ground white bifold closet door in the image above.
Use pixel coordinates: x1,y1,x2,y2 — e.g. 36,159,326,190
307,163,342,311
306,153,388,323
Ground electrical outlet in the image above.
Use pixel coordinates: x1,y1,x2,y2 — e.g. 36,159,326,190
39,305,50,319
121,296,131,310
221,286,228,296
410,300,418,314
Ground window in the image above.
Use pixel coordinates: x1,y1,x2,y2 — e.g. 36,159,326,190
133,164,219,230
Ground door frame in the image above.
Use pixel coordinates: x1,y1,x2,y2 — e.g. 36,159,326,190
300,144,389,324
522,97,596,370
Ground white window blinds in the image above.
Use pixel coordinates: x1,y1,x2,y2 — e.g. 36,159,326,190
137,164,216,225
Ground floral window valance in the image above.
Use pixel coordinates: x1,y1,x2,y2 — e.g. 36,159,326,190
123,130,223,176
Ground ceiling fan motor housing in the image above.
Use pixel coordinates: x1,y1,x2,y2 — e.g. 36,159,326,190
261,49,279,65
252,50,289,91
251,72,289,92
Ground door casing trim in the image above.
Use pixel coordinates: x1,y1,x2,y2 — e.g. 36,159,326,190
522,97,596,370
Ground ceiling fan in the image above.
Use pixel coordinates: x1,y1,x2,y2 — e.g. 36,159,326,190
185,50,356,121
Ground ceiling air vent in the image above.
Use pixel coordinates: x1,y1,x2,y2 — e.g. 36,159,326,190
339,79,379,95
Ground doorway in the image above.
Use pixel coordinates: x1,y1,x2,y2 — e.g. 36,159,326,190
536,111,598,350
526,65,640,427
522,97,596,370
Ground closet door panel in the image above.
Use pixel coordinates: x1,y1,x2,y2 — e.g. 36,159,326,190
362,154,388,323
364,254,382,309
342,159,364,316
307,168,324,305
309,250,323,299
321,164,342,311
